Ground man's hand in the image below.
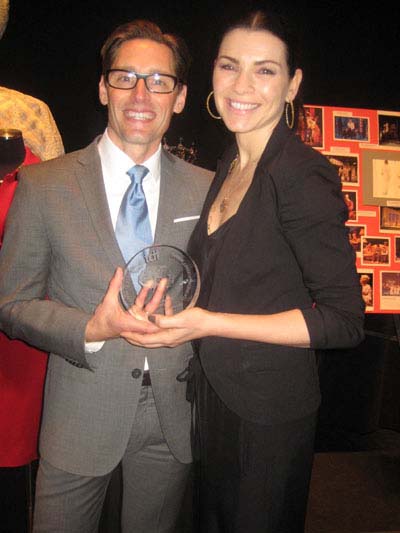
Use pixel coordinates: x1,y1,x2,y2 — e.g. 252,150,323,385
85,268,161,342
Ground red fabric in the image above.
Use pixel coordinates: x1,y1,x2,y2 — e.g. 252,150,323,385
0,146,40,244
0,146,48,466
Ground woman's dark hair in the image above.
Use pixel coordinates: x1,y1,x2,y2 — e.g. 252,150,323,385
219,10,301,78
100,19,191,83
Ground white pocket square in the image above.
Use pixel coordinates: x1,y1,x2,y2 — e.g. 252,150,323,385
173,215,200,223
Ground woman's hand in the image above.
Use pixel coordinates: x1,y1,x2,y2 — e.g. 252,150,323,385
121,306,212,348
121,304,312,349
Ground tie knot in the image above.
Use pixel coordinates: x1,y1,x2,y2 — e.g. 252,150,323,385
127,165,149,185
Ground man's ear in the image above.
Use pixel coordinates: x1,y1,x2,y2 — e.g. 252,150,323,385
99,76,108,106
173,84,187,115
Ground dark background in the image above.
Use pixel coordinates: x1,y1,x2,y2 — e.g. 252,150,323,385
1,4,399,530
1,0,399,169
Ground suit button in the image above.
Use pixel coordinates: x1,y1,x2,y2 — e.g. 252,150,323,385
131,368,142,379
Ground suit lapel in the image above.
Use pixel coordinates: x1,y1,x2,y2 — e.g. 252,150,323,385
153,149,179,245
75,139,125,269
208,119,292,305
205,144,249,289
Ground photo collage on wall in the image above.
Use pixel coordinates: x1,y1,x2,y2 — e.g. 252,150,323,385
297,106,400,313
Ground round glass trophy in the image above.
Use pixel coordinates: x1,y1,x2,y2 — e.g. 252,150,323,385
120,245,200,314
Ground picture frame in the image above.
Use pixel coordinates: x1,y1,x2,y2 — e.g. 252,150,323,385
358,271,374,310
380,206,400,233
334,113,369,142
380,271,400,310
342,189,358,221
325,153,359,185
361,236,390,266
395,237,400,262
347,224,366,254
361,148,400,206
378,111,400,147
297,105,324,148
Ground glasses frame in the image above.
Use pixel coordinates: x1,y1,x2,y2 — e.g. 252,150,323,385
105,69,181,94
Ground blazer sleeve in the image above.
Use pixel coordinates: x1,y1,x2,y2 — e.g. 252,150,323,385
0,170,90,363
275,151,365,349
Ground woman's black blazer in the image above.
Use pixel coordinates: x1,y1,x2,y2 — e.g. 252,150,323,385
188,117,365,426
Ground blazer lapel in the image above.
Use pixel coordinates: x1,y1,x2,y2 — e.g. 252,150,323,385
205,144,249,289
153,149,180,245
208,120,291,301
75,139,125,269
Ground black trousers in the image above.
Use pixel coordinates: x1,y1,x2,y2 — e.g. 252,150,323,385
193,367,317,533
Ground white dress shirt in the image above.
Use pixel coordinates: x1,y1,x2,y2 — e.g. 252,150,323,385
86,129,162,370
98,128,161,236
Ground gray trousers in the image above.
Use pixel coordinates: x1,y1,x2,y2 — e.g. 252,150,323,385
33,386,190,533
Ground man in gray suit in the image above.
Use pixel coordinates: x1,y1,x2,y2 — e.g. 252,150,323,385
0,19,211,533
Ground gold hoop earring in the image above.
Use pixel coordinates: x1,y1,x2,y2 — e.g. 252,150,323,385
285,100,295,129
206,91,222,120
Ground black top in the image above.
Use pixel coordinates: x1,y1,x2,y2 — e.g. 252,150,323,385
188,115,365,425
197,217,236,310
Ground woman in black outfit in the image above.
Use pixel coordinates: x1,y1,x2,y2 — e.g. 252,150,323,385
130,10,365,532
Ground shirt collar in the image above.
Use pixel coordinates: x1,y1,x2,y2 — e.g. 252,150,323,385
98,128,161,184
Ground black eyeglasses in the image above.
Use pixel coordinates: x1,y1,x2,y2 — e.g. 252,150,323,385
106,69,181,94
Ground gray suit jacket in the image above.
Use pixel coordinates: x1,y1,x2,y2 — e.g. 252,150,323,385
0,138,212,476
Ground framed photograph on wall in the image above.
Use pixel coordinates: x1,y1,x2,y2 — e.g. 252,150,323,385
343,190,357,221
325,153,359,185
297,106,324,148
380,271,400,310
395,237,400,262
361,148,400,206
378,111,400,146
358,271,374,310
347,224,366,254
361,236,390,266
380,206,400,232
334,113,369,142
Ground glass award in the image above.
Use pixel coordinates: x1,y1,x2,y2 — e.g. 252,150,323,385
120,245,200,314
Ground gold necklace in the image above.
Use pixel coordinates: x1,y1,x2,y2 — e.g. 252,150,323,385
219,155,239,213
207,156,238,234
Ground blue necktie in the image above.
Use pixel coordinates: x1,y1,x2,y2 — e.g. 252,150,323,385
115,164,152,263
